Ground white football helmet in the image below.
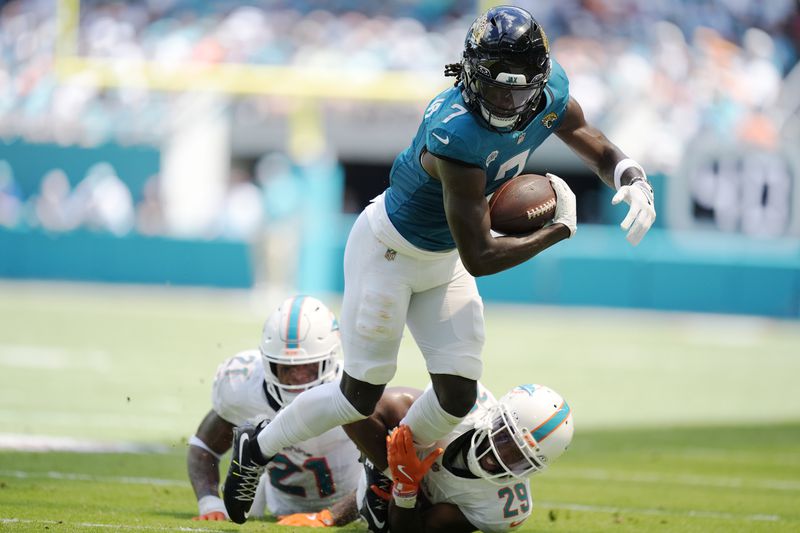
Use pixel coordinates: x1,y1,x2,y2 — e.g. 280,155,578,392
467,384,573,484
260,295,342,407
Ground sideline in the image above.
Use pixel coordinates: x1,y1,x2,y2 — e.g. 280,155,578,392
0,518,226,532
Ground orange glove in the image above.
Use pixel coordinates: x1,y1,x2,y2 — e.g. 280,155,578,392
386,425,443,508
192,511,226,521
276,509,334,527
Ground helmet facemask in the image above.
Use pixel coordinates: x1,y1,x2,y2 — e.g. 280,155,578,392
466,384,573,484
263,350,339,406
466,404,546,484
463,58,549,130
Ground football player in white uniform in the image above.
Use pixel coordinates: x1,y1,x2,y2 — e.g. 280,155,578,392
188,296,361,527
343,383,573,533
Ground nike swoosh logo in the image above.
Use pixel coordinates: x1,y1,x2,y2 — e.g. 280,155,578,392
238,432,249,465
396,464,414,482
431,132,450,145
366,501,386,528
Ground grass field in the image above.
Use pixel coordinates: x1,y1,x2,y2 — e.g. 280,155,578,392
1,281,799,532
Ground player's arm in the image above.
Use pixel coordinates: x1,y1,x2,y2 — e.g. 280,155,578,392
187,410,234,520
422,151,573,277
386,425,476,533
389,501,477,533
329,491,359,525
555,97,656,245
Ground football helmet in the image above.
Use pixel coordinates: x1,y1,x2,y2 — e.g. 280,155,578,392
467,384,573,483
461,5,551,130
260,295,342,407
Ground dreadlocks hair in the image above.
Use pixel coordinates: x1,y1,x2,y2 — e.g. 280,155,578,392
444,62,463,86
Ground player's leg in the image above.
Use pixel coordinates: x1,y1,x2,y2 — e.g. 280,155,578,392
345,387,420,533
254,212,411,459
402,264,484,446
224,214,412,523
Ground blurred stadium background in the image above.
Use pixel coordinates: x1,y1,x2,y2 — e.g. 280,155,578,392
2,0,799,313
0,1,799,530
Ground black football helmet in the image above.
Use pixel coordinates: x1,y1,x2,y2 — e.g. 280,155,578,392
461,5,551,130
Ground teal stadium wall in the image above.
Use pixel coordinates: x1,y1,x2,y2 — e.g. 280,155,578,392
0,228,253,288
1,141,798,316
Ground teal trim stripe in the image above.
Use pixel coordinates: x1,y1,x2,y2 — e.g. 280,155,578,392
532,401,570,442
285,296,306,349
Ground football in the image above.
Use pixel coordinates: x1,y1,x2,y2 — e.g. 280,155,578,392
489,173,557,235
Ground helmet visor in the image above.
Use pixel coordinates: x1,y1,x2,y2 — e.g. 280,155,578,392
473,77,542,117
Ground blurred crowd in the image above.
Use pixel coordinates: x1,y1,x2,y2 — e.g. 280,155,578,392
1,0,799,238
0,158,161,237
0,150,336,242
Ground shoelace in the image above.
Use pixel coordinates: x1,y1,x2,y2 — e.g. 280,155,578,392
232,461,265,502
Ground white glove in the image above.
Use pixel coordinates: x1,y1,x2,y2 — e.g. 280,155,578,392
194,495,228,521
546,173,577,237
612,180,656,246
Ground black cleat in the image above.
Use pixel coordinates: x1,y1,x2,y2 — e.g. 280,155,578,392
222,422,269,524
359,458,392,533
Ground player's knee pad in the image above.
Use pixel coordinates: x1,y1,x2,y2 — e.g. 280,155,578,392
355,288,405,342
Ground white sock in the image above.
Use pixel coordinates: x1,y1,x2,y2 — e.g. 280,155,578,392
399,386,463,448
256,382,365,458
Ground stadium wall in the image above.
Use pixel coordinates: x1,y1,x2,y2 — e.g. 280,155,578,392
0,228,252,288
1,223,797,317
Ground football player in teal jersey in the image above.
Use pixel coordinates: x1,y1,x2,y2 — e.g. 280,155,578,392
223,6,655,524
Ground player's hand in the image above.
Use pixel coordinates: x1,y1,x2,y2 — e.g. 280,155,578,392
276,509,334,527
546,173,577,236
192,511,226,521
193,495,228,521
387,425,443,499
612,179,655,245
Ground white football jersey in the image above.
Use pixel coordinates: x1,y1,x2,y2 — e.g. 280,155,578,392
421,383,533,532
211,350,361,516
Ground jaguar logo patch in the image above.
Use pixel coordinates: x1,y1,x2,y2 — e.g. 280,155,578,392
385,248,397,261
541,112,558,128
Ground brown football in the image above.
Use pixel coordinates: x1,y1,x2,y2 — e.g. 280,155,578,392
489,174,557,235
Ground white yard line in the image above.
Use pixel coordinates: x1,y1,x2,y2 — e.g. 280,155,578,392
0,470,785,524
538,501,780,522
0,470,188,487
0,343,111,372
552,468,800,491
0,518,225,532
0,434,170,453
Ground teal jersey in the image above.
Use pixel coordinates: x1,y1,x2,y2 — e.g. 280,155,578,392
384,59,570,251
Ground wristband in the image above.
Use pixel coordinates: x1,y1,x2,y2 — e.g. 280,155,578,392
197,495,227,517
613,158,647,190
189,435,222,460
392,483,418,509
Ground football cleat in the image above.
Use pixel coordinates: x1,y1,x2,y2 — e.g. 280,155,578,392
359,458,392,533
222,422,269,524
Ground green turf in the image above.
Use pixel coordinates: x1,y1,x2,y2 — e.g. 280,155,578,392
1,424,798,532
1,281,799,532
